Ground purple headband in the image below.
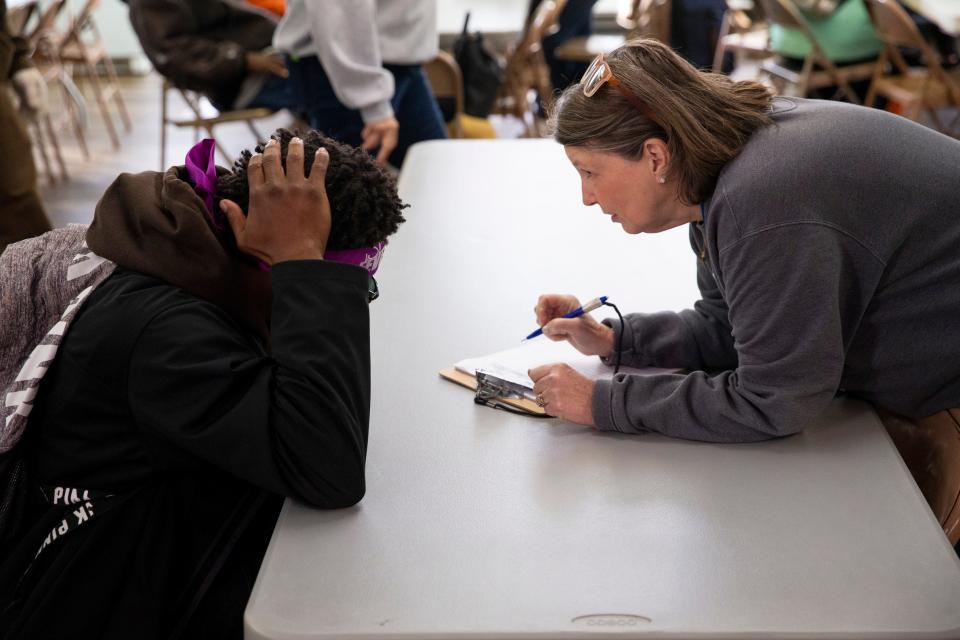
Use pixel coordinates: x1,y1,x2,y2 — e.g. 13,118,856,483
184,139,386,276
324,242,387,276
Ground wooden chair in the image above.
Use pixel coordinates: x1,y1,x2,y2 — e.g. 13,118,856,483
863,0,960,137
160,79,275,169
6,1,70,183
755,0,876,103
712,0,771,73
494,0,568,137
878,408,960,545
23,110,69,185
617,0,672,43
4,1,37,35
27,0,91,160
554,0,674,64
423,50,465,138
55,0,131,149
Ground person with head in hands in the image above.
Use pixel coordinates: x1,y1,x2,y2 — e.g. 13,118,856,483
528,39,960,445
0,130,405,638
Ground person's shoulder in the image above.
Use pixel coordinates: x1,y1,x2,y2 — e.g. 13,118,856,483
93,267,198,307
82,268,223,335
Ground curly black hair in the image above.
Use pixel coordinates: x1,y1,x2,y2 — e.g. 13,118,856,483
216,128,407,250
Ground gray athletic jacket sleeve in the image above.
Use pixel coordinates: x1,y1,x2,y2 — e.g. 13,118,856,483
599,226,738,373
593,221,884,442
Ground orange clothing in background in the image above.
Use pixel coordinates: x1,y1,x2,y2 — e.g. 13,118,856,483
247,0,284,16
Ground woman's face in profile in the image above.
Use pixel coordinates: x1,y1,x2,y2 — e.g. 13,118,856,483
564,145,693,235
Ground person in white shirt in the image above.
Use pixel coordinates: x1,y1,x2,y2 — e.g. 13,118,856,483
274,0,447,167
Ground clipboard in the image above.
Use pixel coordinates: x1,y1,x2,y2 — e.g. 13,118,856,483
439,367,547,415
442,339,682,417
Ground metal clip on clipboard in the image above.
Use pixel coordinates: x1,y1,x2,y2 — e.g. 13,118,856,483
474,370,553,418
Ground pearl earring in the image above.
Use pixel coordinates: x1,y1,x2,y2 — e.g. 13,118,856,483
658,176,666,184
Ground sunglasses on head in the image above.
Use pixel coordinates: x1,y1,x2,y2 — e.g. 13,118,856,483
580,54,661,126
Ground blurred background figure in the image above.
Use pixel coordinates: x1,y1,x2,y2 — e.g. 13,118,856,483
0,0,52,255
527,0,601,91
671,0,728,69
126,0,296,114
275,0,447,168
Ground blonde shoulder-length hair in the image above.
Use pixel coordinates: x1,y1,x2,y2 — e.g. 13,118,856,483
549,38,774,205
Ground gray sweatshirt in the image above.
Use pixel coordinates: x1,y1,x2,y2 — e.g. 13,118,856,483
592,97,960,442
273,0,437,123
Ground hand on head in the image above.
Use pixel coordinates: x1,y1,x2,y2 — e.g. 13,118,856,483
534,294,615,358
245,51,289,78
361,116,400,166
220,137,332,265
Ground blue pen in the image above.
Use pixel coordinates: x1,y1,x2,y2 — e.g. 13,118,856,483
524,296,608,341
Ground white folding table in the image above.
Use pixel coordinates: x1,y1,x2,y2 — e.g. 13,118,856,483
245,140,960,640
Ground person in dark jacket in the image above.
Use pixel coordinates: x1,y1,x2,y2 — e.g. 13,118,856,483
0,129,405,639
0,0,52,255
126,0,295,112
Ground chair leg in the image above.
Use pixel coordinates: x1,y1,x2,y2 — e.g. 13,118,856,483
60,72,90,159
101,53,132,131
84,59,121,148
30,117,56,186
44,113,68,181
213,137,234,167
797,56,815,98
863,83,877,108
712,12,731,73
927,104,945,132
836,78,861,105
203,123,234,166
245,120,269,149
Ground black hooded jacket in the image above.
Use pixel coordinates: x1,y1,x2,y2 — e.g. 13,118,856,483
0,171,371,639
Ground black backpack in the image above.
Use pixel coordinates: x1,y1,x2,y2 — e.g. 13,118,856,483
452,13,504,118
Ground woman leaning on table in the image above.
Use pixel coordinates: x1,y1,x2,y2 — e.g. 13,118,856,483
529,38,960,443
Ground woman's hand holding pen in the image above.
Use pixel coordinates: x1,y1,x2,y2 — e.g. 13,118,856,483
534,294,615,358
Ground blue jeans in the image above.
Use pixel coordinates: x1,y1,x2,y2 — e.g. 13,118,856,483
247,73,298,112
541,0,601,91
671,0,726,70
285,56,447,168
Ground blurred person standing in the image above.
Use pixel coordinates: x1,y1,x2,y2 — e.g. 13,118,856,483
0,0,52,255
274,0,447,168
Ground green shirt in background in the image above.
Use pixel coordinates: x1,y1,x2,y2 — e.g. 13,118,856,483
769,0,882,62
